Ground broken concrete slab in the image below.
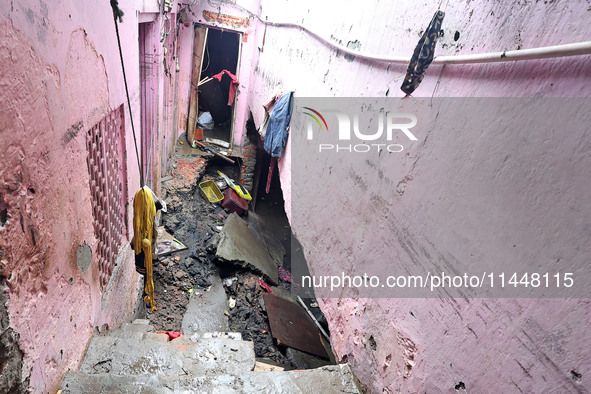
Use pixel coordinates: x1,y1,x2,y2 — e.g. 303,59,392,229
216,213,278,285
61,364,360,393
182,275,229,334
246,211,286,267
80,335,255,377
121,321,154,333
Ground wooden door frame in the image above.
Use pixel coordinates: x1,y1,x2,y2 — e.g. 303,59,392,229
186,24,243,147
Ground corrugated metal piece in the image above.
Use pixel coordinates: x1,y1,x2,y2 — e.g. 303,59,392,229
263,293,329,359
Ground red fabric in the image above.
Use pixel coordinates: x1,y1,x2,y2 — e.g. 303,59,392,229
258,280,272,293
156,331,183,340
212,70,239,106
266,157,276,194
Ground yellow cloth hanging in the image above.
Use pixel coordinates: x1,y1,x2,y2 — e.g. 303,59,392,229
133,186,156,310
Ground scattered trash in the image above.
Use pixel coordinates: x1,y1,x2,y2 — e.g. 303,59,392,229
215,179,227,191
221,188,249,216
155,331,183,341
194,128,204,142
217,171,252,201
202,332,242,340
278,266,300,289
278,267,292,283
197,112,214,129
310,302,319,308
194,140,235,164
223,277,238,287
155,230,188,257
199,180,224,203
258,279,272,293
228,297,236,309
174,256,181,263
224,310,231,317
261,329,268,334
254,360,284,372
206,137,230,149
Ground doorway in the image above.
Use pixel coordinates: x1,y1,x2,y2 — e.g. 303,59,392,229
187,26,242,147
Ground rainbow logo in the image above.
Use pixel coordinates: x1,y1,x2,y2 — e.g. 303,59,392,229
302,107,328,131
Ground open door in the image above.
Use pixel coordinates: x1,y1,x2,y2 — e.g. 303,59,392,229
187,26,242,148
187,25,208,144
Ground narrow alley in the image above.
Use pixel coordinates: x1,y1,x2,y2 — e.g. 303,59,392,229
1,0,591,393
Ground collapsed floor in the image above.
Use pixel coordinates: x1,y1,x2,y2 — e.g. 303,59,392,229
144,137,334,370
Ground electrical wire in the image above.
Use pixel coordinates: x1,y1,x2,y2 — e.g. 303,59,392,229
110,0,144,187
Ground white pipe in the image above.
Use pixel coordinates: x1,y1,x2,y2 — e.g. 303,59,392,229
262,20,591,65
432,41,591,65
297,296,330,341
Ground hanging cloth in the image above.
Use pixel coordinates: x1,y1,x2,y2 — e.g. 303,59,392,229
265,157,277,194
400,11,445,95
133,186,157,310
212,70,239,106
263,92,294,158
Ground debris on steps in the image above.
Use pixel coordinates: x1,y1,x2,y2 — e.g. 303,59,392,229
79,323,255,377
181,275,229,334
223,271,284,362
61,364,359,394
59,319,360,393
127,149,345,388
148,159,226,331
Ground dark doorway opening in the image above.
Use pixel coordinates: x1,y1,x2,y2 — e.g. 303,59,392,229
197,28,241,145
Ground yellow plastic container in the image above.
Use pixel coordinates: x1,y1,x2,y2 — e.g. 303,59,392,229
199,180,224,203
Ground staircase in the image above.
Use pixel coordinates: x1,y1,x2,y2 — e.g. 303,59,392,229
59,319,359,393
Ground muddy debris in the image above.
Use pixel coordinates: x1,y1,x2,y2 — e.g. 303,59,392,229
145,159,332,371
223,271,295,367
147,168,223,330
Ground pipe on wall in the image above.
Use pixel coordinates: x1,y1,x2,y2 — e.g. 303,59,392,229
261,19,591,65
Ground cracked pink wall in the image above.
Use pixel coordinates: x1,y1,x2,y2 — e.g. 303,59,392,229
0,0,169,392
243,0,591,392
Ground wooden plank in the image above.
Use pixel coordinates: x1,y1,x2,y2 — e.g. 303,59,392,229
263,293,329,359
187,26,208,143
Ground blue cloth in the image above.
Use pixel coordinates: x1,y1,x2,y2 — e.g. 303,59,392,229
264,92,293,158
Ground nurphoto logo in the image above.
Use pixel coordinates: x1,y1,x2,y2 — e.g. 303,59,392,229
303,107,418,153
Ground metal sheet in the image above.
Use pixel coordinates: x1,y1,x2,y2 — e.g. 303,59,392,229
263,294,329,359
155,226,188,257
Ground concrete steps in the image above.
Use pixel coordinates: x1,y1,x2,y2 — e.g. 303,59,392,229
61,364,358,393
60,319,359,393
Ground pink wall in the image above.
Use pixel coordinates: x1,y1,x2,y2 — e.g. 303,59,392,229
2,0,590,392
242,0,591,392
0,0,178,392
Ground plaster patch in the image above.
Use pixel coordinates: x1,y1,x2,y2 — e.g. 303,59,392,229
76,242,92,273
